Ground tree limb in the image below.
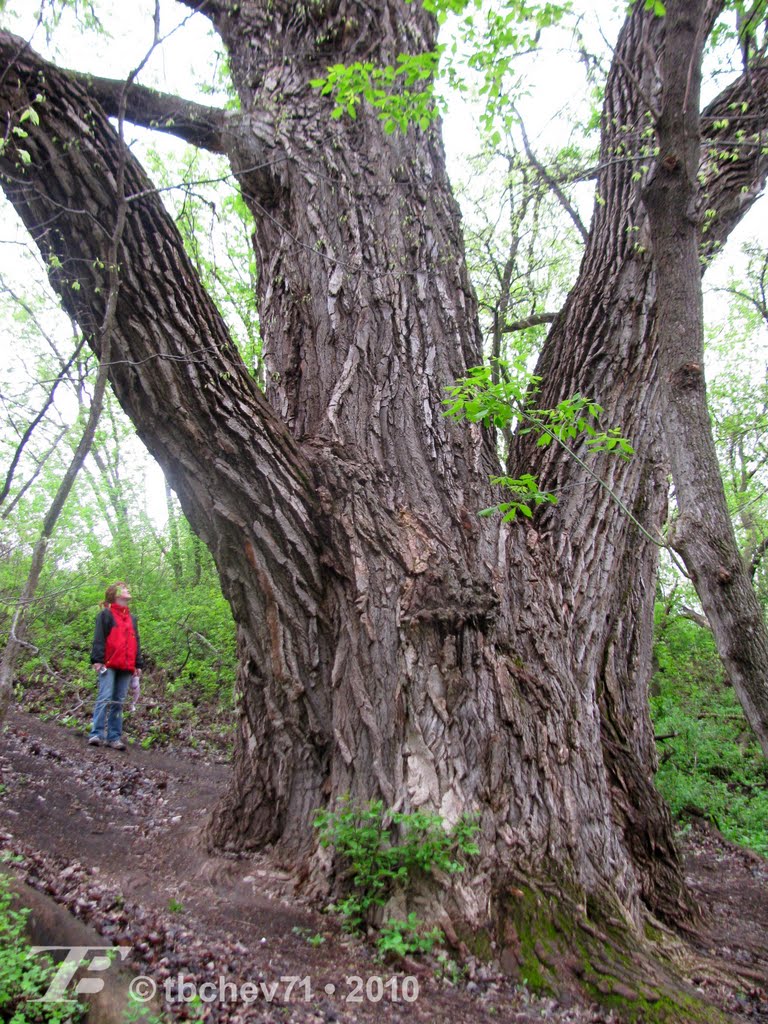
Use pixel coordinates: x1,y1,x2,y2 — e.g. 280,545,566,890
680,605,710,630
698,59,768,263
68,69,234,154
0,32,325,632
515,107,590,244
501,311,559,334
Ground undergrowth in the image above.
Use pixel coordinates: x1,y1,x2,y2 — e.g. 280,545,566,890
652,605,768,856
314,796,479,956
0,872,85,1023
12,669,235,759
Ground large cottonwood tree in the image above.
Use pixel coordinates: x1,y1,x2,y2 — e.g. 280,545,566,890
2,0,768,1003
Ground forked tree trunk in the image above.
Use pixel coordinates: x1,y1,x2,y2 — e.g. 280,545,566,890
2,0,768,1005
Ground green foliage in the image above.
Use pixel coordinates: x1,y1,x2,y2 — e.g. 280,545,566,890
482,472,556,521
433,949,468,984
443,360,633,453
0,874,85,1023
313,797,479,935
460,1,573,138
291,926,326,947
443,359,634,520
377,913,444,957
652,606,768,856
704,240,768,605
1,494,237,754
2,525,236,689
309,0,573,138
310,52,443,133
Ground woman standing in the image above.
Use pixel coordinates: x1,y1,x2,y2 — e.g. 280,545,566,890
88,582,143,749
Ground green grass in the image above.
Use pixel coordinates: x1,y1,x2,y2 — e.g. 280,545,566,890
652,609,768,856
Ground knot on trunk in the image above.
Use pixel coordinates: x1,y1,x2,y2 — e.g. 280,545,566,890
669,362,704,392
400,571,499,630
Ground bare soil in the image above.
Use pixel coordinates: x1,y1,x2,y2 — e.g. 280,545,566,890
1,708,767,1024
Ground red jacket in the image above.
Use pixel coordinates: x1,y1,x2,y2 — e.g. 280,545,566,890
90,604,142,671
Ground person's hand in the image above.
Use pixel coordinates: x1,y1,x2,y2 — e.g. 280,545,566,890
135,669,143,678
93,663,104,672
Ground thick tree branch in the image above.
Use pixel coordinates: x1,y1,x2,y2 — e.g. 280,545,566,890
68,69,234,154
698,60,768,263
0,31,235,153
0,32,324,634
680,605,710,630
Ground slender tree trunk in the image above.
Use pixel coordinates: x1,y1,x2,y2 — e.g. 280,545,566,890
165,478,184,585
0,360,109,722
0,335,85,511
644,0,768,758
90,445,136,553
2,1,768,1002
190,530,204,587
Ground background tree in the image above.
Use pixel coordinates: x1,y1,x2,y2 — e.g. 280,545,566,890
2,0,768,1005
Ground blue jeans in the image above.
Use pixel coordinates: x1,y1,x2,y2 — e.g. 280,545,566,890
89,668,131,743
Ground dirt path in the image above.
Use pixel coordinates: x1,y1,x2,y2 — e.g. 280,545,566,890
1,710,767,1023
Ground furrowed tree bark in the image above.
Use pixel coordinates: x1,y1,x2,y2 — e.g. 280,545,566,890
2,0,768,1008
509,1,768,921
0,31,331,841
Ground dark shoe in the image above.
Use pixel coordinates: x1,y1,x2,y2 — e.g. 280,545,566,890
88,736,102,746
106,740,126,750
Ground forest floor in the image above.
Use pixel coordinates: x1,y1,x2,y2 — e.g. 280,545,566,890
1,708,768,1024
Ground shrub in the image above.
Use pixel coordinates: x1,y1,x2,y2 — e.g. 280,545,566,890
313,796,479,952
652,608,768,856
0,873,85,1023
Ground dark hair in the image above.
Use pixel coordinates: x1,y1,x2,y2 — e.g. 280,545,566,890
103,582,129,608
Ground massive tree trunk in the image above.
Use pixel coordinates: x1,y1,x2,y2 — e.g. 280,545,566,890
2,0,768,1005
